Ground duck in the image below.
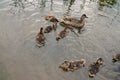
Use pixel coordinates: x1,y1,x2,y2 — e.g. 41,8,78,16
59,59,86,72
44,23,58,33
36,27,46,48
56,27,69,41
88,58,103,78
112,54,120,63
68,59,86,72
45,16,59,23
60,14,88,33
59,61,71,72
44,25,53,33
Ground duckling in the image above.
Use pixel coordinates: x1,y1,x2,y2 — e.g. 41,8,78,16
44,25,53,33
60,14,88,33
96,57,103,65
59,61,70,72
56,27,69,41
88,58,103,78
36,27,46,48
44,23,58,33
59,59,86,72
112,54,120,63
69,59,86,71
45,16,59,23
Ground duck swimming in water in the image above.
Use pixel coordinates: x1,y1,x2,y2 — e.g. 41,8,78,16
44,23,58,33
56,27,69,41
59,59,86,72
45,16,59,23
88,58,103,78
36,27,46,48
112,54,120,63
60,14,88,33
68,59,86,72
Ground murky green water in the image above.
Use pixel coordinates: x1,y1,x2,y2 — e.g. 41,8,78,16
0,0,120,80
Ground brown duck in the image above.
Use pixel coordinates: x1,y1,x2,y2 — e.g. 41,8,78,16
112,54,120,63
88,58,103,78
45,16,59,23
60,14,88,33
59,59,86,72
36,27,46,48
56,27,69,41
44,23,58,33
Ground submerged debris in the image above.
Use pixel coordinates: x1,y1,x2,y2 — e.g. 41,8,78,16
99,0,117,6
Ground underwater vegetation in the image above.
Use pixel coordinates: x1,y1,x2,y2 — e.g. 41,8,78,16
99,0,117,6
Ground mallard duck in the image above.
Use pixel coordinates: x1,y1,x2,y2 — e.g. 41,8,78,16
112,54,120,63
44,25,53,33
60,14,88,33
45,16,59,23
96,58,103,65
88,58,103,78
59,59,86,72
69,59,86,71
59,61,70,72
44,23,58,33
56,27,69,41
36,27,46,48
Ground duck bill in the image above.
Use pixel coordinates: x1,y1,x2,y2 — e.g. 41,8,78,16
85,16,88,18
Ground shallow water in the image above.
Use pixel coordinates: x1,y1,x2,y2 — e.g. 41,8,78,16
0,0,120,80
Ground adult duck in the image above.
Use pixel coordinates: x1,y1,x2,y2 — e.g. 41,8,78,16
44,23,58,33
45,16,59,23
88,58,103,78
36,27,46,48
60,14,88,33
112,54,120,63
56,27,69,41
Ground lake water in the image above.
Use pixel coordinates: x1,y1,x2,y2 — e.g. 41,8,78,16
0,0,120,80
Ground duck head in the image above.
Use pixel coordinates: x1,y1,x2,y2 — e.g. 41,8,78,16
56,36,61,41
112,54,120,63
80,14,88,20
40,27,44,34
79,59,86,67
82,14,88,18
96,58,103,65
112,58,118,63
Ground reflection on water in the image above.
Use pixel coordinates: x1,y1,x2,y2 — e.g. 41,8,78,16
66,0,75,15
0,0,120,80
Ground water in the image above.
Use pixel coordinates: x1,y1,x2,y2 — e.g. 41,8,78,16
0,0,120,80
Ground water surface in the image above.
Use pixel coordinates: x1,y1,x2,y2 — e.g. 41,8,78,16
0,0,120,80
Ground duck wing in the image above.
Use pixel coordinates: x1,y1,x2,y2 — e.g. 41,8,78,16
61,18,84,28
44,26,53,33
